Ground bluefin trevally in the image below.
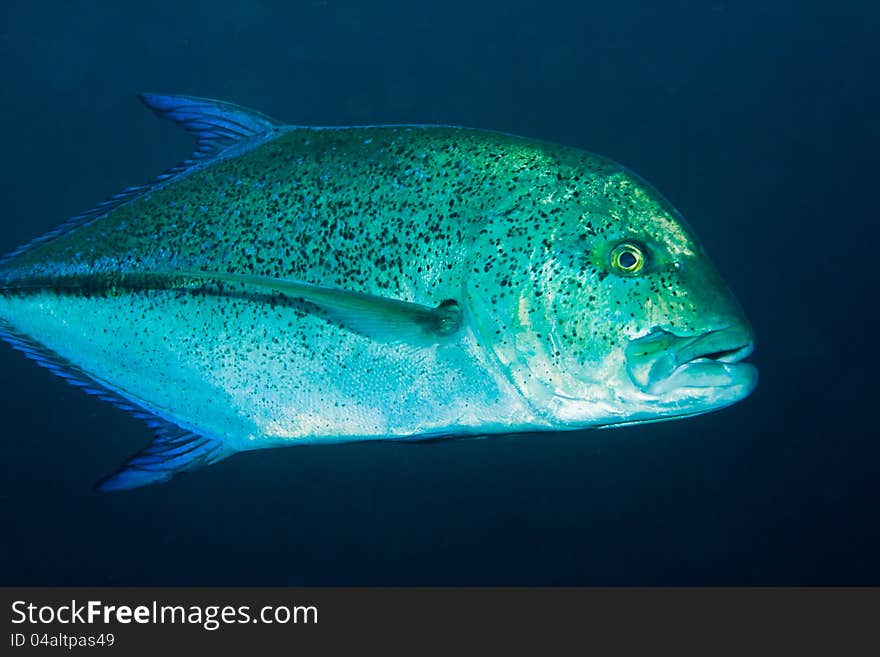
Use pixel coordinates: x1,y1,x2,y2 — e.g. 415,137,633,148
0,94,757,490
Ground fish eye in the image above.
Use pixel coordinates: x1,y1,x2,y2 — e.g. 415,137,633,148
610,242,645,275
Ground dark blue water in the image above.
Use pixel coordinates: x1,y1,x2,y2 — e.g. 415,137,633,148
0,1,876,585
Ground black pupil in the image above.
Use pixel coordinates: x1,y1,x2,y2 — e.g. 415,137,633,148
619,250,638,269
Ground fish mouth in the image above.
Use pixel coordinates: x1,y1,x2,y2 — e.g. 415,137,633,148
625,325,757,397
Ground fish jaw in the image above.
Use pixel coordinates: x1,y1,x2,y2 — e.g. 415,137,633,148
481,318,759,431
622,324,758,418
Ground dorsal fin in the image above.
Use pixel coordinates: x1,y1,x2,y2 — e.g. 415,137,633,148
0,94,285,268
138,93,284,160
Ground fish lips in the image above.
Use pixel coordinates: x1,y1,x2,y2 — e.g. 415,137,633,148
625,325,758,397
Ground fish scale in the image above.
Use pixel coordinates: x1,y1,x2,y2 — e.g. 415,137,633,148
0,93,757,490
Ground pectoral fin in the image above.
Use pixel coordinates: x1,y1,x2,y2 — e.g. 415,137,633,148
180,270,463,344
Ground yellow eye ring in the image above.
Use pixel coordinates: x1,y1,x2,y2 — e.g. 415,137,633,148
610,242,645,275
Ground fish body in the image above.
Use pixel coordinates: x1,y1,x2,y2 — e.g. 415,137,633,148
0,95,757,489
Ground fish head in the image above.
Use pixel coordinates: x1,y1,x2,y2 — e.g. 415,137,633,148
466,154,757,429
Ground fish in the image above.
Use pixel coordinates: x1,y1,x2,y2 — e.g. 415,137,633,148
0,94,758,490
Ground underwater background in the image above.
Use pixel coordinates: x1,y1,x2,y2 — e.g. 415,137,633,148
0,0,876,585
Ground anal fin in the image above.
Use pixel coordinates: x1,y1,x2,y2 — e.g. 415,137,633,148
0,320,233,492
96,424,231,492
